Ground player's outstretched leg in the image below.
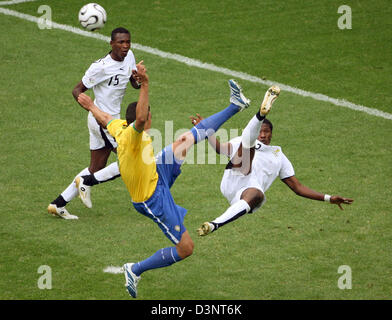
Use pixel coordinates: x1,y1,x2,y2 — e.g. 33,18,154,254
190,79,250,144
197,199,251,236
173,80,250,161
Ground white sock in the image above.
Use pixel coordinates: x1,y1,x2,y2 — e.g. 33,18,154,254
94,162,120,182
61,167,90,202
242,114,264,149
213,199,251,226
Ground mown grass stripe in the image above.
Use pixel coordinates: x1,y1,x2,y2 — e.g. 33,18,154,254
1,7,390,121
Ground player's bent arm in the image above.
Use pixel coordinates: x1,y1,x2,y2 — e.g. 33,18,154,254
72,81,88,102
189,114,232,156
77,93,113,128
282,176,325,201
282,176,354,210
90,106,113,128
207,135,232,156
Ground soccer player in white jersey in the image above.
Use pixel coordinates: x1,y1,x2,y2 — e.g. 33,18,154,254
196,86,354,235
47,27,140,220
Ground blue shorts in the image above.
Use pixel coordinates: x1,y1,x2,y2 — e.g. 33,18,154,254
132,145,187,245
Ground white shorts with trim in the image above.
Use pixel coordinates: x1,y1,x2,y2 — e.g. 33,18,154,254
220,169,266,212
87,111,119,150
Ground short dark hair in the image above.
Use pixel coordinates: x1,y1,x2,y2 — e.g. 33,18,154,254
111,27,130,41
125,102,151,125
263,118,273,132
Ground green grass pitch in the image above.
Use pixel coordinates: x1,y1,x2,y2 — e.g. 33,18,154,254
0,0,391,300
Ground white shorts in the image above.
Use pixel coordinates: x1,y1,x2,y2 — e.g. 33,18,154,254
220,169,266,212
87,111,119,150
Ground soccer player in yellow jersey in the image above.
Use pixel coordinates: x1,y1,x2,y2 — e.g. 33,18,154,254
77,61,251,298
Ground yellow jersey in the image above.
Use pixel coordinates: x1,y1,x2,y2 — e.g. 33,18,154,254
107,119,158,202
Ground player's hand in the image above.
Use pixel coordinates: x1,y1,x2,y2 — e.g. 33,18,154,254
77,93,94,111
130,72,141,89
330,195,354,210
190,113,204,126
134,60,148,84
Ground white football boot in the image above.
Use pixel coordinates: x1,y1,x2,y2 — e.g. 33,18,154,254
260,85,280,115
47,204,78,220
123,263,141,298
75,176,92,208
197,222,215,236
228,79,251,111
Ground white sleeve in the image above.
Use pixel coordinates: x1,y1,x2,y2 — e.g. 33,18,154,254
82,62,106,89
228,136,242,159
279,152,295,179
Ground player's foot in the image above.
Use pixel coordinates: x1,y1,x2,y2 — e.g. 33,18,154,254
75,176,92,208
197,222,215,236
123,263,141,298
259,85,280,115
47,204,78,220
229,79,250,111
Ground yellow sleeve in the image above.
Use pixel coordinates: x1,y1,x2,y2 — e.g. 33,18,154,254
107,119,127,138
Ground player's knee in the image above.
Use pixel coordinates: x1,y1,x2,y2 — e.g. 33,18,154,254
184,240,194,258
253,190,264,205
177,239,194,259
242,188,264,210
250,191,264,209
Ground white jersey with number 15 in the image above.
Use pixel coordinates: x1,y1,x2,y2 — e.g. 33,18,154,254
82,50,137,115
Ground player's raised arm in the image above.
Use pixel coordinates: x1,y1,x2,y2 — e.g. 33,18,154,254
77,93,113,128
282,176,354,210
133,61,150,132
